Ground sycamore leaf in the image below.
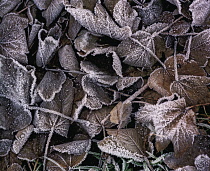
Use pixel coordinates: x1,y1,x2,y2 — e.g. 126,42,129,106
51,139,91,155
195,154,210,171
136,95,199,157
65,1,132,40
98,128,148,162
58,45,79,72
164,135,210,169
0,139,12,157
116,77,143,91
42,0,64,26
34,79,74,137
0,13,28,64
136,0,162,26
46,152,88,171
0,0,21,17
36,71,66,102
36,29,59,67
190,0,210,26
32,0,51,10
0,97,32,132
117,30,156,68
190,29,210,67
18,133,47,161
0,55,36,104
113,0,138,28
12,125,34,154
170,76,210,106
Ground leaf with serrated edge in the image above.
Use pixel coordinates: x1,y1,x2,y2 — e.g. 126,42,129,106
12,125,34,154
170,75,210,106
36,71,66,102
98,128,147,162
34,79,74,137
113,0,138,28
65,1,132,40
136,95,199,157
51,139,91,155
0,13,28,64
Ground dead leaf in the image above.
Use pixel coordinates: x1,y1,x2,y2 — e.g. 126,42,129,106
7,163,23,171
0,139,12,157
0,13,28,64
32,0,51,10
170,75,210,106
169,20,190,36
116,77,143,91
98,128,149,162
195,154,210,171
36,71,66,102
65,1,132,40
190,0,210,26
0,0,21,17
136,95,199,157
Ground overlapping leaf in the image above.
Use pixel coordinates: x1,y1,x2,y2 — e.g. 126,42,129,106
0,13,28,64
0,0,21,17
65,1,132,40
136,95,199,157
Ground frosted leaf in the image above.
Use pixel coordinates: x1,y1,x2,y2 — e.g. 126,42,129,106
98,128,147,162
36,71,66,102
136,0,162,26
32,0,51,10
190,0,210,26
113,0,138,28
166,0,182,14
80,106,115,137
7,163,23,171
175,166,197,171
0,55,36,104
0,13,28,64
36,29,59,67
85,95,103,110
58,45,79,72
170,76,210,106
12,125,34,154
169,20,190,36
65,1,132,40
195,154,210,171
51,139,91,155
164,135,210,169
80,60,105,75
110,102,132,128
117,30,156,68
164,54,206,77
68,14,82,40
28,20,43,48
0,0,21,17
116,77,143,91
74,30,116,57
0,97,32,132
109,51,123,77
148,68,173,96
136,96,199,157
190,29,210,67
46,152,88,170
0,139,12,157
42,0,64,26
34,79,74,137
144,22,168,34
18,133,47,161
104,0,119,14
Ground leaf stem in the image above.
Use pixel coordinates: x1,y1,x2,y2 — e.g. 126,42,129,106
185,36,192,61
173,39,179,81
124,83,149,104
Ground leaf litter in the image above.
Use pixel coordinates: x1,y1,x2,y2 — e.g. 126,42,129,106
0,0,210,170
